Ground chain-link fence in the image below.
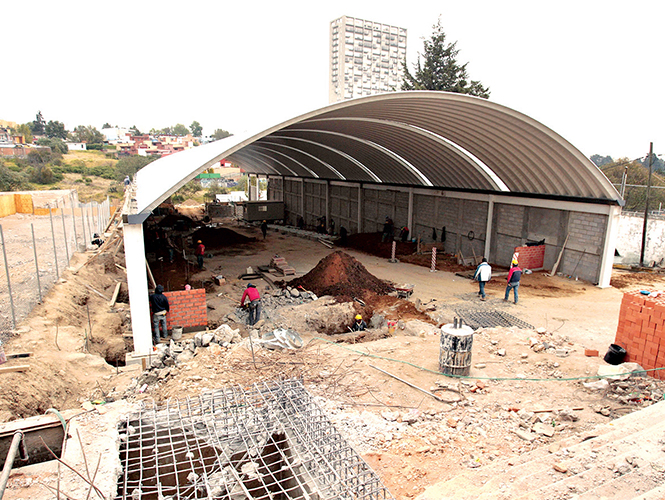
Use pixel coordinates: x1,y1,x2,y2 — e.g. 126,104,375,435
0,193,112,342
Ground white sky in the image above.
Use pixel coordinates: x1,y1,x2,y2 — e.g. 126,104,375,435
3,0,663,161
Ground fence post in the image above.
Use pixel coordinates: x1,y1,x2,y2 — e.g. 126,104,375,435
48,206,60,280
0,225,16,329
81,203,88,250
69,192,79,252
59,200,70,263
31,223,42,303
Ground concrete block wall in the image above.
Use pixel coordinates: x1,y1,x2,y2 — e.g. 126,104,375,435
283,179,302,225
559,212,605,279
493,204,525,265
330,184,359,233
615,290,665,380
304,181,326,226
161,288,207,331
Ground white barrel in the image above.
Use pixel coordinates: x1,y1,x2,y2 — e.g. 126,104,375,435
439,323,474,376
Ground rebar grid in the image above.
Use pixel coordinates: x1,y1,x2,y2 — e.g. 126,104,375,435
455,309,534,330
115,379,394,500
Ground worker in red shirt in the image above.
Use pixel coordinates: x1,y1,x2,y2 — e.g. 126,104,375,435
195,240,205,269
240,283,261,325
504,260,522,304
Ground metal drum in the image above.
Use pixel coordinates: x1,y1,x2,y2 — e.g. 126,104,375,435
439,319,474,376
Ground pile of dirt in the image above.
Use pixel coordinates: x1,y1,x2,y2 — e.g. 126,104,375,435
289,251,393,301
191,227,257,249
179,198,202,207
157,214,196,228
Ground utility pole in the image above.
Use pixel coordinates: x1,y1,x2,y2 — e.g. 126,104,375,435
640,142,654,267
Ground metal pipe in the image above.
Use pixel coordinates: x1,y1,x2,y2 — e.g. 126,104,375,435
640,142,654,267
48,207,59,280
69,193,79,251
31,224,42,303
0,225,16,330
59,201,70,263
0,431,26,498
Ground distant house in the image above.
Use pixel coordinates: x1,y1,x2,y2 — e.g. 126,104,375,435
66,142,87,151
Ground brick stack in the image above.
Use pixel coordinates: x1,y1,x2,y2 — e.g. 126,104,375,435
615,290,665,380
514,245,545,270
161,288,207,331
270,256,295,276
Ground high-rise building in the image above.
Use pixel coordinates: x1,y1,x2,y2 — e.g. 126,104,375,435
329,16,407,103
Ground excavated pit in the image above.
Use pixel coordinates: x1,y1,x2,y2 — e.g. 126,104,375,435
115,379,393,500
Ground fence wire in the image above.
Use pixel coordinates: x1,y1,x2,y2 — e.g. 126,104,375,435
0,195,111,343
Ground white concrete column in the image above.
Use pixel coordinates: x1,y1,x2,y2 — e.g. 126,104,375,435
249,174,259,201
484,195,495,259
598,205,622,288
123,223,153,354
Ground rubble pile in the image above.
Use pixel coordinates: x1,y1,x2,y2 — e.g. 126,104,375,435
132,324,243,390
288,250,393,301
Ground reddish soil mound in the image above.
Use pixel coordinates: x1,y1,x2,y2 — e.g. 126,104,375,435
346,232,416,258
290,251,393,301
191,227,257,249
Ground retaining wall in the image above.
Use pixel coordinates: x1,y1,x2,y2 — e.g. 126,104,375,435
615,290,665,380
161,288,207,331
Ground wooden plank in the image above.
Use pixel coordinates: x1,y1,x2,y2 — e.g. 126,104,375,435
109,282,122,307
146,259,156,288
0,365,30,374
547,234,569,277
6,352,33,359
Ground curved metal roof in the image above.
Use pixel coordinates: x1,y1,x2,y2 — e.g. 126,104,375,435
133,91,620,217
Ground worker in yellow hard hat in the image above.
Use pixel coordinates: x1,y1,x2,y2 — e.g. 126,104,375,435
261,219,268,239
351,314,367,332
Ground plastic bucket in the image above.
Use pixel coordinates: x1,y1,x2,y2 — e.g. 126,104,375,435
172,327,183,341
603,343,626,365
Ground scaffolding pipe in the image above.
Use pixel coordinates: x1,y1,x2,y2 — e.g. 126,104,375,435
0,431,27,498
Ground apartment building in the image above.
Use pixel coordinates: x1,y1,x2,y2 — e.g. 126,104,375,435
329,15,407,103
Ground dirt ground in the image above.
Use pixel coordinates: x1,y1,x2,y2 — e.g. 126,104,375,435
2,215,665,499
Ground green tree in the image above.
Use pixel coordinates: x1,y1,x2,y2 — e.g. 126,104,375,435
45,120,68,139
173,123,189,136
129,125,142,136
30,111,46,135
115,155,157,180
600,158,665,211
639,153,665,173
13,124,33,144
37,138,68,154
590,154,613,167
212,128,232,140
28,164,57,184
402,19,490,98
72,125,105,145
102,123,113,129
190,120,203,137
0,160,29,191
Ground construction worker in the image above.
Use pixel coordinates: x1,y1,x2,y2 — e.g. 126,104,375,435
195,240,205,269
149,285,170,344
240,283,261,326
351,314,367,331
504,259,522,304
261,220,268,239
474,257,492,301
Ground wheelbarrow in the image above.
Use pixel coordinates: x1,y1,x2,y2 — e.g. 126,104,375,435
395,283,414,299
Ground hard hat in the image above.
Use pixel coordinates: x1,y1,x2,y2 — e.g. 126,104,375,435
511,258,518,265
197,240,202,243
355,314,362,320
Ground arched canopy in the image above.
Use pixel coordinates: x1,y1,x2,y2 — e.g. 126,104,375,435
131,91,620,219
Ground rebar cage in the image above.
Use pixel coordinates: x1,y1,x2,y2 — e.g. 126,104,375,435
115,378,394,500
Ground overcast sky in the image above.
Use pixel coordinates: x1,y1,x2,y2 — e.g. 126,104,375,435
3,0,662,161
